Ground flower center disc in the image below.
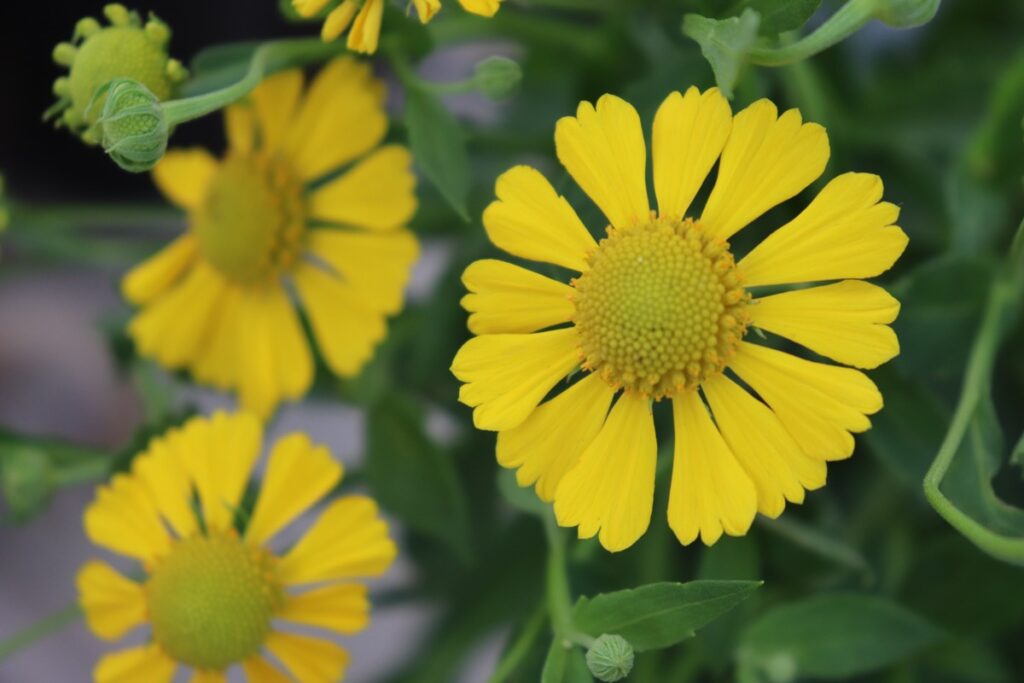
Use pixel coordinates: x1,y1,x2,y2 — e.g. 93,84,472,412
147,531,281,670
572,218,749,398
194,154,306,283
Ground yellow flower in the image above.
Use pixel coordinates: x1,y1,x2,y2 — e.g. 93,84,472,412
77,411,397,682
124,57,419,418
451,88,908,552
293,0,502,54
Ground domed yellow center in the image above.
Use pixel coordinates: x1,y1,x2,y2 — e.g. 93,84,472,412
194,154,306,283
572,218,749,398
146,531,281,670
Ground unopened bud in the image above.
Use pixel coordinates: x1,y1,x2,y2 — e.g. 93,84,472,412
96,79,169,173
474,56,522,101
873,0,941,28
0,445,54,523
585,634,634,682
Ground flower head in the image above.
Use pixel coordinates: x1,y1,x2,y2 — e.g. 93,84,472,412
123,57,419,418
48,4,187,144
77,411,397,682
452,88,908,551
293,0,502,54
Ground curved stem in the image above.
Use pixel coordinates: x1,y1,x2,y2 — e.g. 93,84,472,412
542,510,595,648
0,604,82,663
486,604,547,683
162,38,344,126
747,0,877,67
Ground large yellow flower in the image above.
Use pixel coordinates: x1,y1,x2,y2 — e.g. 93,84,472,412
77,411,396,682
452,88,908,551
125,58,419,418
293,0,502,54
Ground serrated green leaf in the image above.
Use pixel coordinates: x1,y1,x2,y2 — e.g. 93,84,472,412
682,9,760,99
405,87,471,221
736,0,820,35
738,595,941,679
572,581,761,652
366,393,471,561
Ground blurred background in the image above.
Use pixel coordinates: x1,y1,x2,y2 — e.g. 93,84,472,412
1,1,1023,682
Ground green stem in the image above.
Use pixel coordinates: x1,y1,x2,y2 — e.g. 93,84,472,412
0,604,82,663
747,0,876,67
486,604,548,683
542,510,594,648
161,38,344,126
51,456,111,487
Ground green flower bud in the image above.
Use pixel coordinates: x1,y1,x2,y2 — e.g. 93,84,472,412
47,6,187,144
0,173,9,234
0,445,54,523
585,634,635,682
96,79,169,173
474,56,522,101
872,0,941,28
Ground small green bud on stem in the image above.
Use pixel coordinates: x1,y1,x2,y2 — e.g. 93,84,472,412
94,79,169,173
474,56,522,100
872,0,941,28
585,634,635,682
0,446,54,523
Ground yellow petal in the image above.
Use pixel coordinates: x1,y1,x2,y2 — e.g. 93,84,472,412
122,235,198,306
128,262,229,370
152,149,217,210
293,262,387,377
752,281,901,369
652,87,732,220
189,671,226,683
555,95,650,230
76,561,146,641
94,645,176,683
482,165,596,272
232,285,315,419
461,259,575,335
84,473,170,563
669,390,757,546
306,228,418,314
729,342,883,461
701,100,829,239
284,57,387,179
497,373,614,501
308,145,417,230
459,0,501,16
293,0,332,17
132,437,198,538
322,2,359,41
347,0,385,54
179,412,263,531
277,496,396,585
553,393,656,551
242,656,293,683
702,375,825,517
190,285,243,391
266,632,349,683
739,173,908,286
250,70,303,154
414,0,442,21
246,433,342,545
452,328,580,431
279,583,369,634
225,104,255,156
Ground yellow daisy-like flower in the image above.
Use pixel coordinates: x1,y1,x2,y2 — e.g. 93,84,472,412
451,88,908,551
124,57,419,419
77,411,397,682
293,0,501,54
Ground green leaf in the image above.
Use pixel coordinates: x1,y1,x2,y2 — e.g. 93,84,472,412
572,581,761,652
738,595,941,679
682,9,760,99
366,393,471,561
735,0,820,35
405,86,471,221
541,640,592,683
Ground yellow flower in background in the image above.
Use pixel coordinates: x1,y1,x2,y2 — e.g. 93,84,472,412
293,0,502,54
124,57,419,418
452,88,908,551
77,411,396,682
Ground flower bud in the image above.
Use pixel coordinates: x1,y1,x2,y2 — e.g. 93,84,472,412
96,79,169,173
0,445,54,523
0,173,8,234
474,56,522,101
585,634,635,682
872,0,941,28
